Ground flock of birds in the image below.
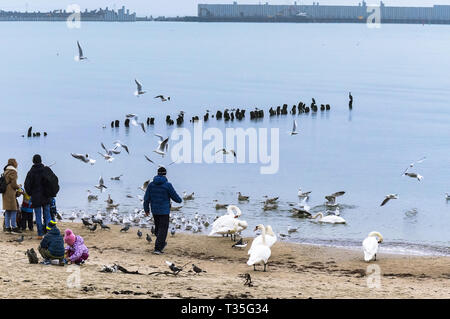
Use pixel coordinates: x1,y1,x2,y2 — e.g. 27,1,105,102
47,41,443,272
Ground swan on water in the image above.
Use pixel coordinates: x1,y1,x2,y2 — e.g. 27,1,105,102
247,224,272,272
311,212,346,224
362,231,384,262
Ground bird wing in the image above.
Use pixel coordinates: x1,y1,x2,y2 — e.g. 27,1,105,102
159,138,169,151
140,122,146,133
122,144,129,154
154,95,164,99
99,176,104,185
135,79,143,91
77,41,83,57
155,134,164,142
331,191,345,197
101,142,108,153
144,155,154,164
71,153,86,162
380,197,390,206
293,120,297,132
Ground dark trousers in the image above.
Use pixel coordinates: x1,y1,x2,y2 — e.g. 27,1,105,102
153,214,169,252
19,212,34,231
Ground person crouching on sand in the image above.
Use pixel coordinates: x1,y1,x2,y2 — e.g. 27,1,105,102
143,167,182,255
38,220,65,265
64,229,89,265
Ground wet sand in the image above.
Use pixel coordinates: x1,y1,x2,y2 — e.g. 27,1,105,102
0,220,448,299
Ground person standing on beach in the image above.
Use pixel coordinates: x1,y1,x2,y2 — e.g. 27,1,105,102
1,159,22,234
24,155,59,239
143,167,182,255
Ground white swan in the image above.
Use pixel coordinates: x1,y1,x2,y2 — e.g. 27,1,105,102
311,212,346,224
362,231,384,262
247,224,272,272
208,205,247,240
248,225,277,255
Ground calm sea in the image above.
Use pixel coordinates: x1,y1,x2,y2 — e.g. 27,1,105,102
0,21,449,256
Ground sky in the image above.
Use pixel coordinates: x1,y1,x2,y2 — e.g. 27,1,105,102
0,0,449,16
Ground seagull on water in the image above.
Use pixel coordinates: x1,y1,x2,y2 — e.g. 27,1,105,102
380,194,399,206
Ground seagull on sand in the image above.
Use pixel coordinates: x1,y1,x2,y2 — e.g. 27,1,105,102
154,95,170,102
290,120,298,135
154,134,169,156
94,176,107,192
380,194,399,206
75,41,87,61
71,153,96,165
134,79,146,97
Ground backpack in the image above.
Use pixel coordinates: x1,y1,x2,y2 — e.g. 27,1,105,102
0,173,8,194
42,167,60,198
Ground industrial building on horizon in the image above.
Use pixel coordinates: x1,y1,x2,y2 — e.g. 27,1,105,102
198,1,450,23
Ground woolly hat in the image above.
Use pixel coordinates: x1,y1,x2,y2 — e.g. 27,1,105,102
157,166,167,176
32,154,42,164
64,229,76,246
7,158,18,168
46,220,57,231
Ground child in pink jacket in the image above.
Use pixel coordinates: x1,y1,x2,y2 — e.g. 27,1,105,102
64,229,89,265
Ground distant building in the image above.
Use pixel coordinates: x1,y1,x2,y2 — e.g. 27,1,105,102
0,6,136,22
198,1,450,23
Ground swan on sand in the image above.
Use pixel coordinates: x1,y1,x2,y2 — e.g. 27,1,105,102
208,205,248,241
362,231,384,262
247,224,272,272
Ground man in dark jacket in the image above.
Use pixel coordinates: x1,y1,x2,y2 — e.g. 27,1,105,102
38,220,65,264
144,167,182,254
24,155,55,238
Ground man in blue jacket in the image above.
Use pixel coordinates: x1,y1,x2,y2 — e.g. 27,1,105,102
144,167,182,254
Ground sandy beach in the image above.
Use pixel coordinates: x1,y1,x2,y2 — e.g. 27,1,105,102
0,220,448,299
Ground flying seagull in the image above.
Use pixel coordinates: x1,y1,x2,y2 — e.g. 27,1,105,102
130,115,146,133
97,152,114,163
402,156,426,176
75,41,87,61
381,194,399,206
113,141,130,154
154,134,169,157
216,148,236,157
134,79,146,97
154,95,170,102
101,142,121,156
71,153,96,165
290,120,298,135
94,176,107,192
404,172,423,181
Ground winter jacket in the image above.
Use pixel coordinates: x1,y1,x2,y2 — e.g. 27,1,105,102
65,235,89,263
40,226,65,257
24,164,52,207
2,166,20,211
21,190,33,213
143,175,182,215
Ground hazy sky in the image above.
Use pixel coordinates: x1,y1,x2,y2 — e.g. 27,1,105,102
1,0,449,16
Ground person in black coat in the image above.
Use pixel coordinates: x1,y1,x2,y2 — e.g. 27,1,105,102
24,155,53,238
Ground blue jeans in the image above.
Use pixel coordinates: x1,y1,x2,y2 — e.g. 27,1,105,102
34,205,51,236
4,210,17,229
